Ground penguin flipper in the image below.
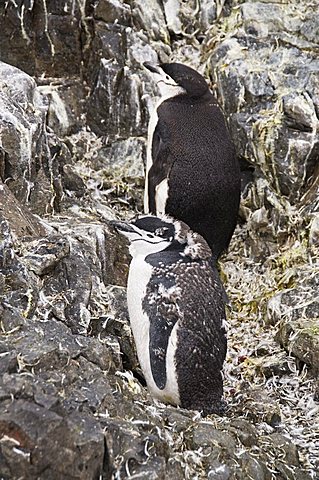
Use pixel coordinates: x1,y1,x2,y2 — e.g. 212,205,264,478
148,122,173,214
142,273,179,390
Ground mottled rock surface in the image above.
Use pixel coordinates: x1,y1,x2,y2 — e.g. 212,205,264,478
0,0,318,479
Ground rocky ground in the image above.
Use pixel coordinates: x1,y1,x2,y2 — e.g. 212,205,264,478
0,1,318,479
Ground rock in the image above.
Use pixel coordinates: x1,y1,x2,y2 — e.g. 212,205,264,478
92,137,146,185
86,58,147,138
0,182,47,238
228,419,258,448
37,80,89,137
94,0,132,26
89,285,139,373
276,320,319,372
0,400,106,479
208,1,319,254
252,352,291,378
130,0,168,41
0,1,86,77
0,61,47,204
0,62,82,216
258,432,305,480
309,214,319,247
235,388,281,427
268,272,319,371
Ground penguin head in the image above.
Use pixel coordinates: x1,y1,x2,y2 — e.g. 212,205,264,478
111,216,176,257
111,215,212,260
144,62,209,99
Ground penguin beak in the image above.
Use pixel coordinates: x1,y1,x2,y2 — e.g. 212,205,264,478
143,62,162,75
109,220,135,234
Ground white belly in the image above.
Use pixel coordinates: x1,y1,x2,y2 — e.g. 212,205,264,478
144,108,158,213
144,85,184,214
155,179,168,215
127,256,180,405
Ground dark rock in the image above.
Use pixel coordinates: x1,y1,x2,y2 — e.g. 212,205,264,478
19,235,70,276
0,400,105,479
0,181,47,238
228,418,258,448
86,59,146,138
37,80,89,137
190,424,237,451
0,1,86,77
235,388,281,427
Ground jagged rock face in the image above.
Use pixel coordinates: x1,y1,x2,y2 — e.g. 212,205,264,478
0,61,88,215
208,2,319,225
0,0,87,77
0,0,318,479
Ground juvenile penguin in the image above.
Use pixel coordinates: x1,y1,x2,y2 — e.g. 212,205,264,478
143,62,241,261
112,215,227,414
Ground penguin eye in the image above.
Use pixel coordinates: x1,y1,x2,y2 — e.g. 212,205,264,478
155,227,169,236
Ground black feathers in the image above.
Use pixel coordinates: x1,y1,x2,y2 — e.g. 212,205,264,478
145,62,241,260
160,63,209,98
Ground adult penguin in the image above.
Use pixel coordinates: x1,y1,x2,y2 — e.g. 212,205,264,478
143,62,241,261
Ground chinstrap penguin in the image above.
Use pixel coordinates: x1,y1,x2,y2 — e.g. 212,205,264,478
143,61,241,261
111,215,227,415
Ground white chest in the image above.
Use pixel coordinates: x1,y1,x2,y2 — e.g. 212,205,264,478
127,256,180,405
144,86,185,214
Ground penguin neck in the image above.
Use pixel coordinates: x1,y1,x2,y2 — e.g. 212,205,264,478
168,89,215,104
